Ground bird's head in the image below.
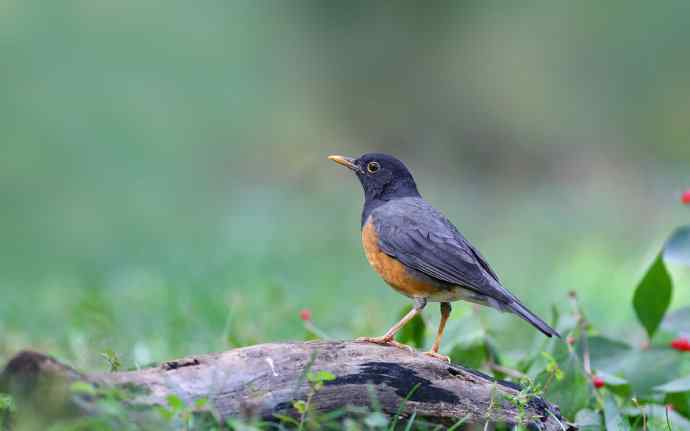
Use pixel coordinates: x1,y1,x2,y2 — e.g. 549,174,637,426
328,153,420,202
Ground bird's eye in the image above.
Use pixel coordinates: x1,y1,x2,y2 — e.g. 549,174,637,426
367,161,380,173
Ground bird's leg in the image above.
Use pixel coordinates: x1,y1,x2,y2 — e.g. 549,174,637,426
424,302,451,362
357,297,426,352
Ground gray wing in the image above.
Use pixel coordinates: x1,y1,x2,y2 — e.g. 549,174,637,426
372,197,560,338
372,198,512,303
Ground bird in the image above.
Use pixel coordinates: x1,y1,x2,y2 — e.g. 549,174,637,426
328,153,560,362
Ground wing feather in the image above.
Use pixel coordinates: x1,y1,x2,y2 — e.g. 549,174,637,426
372,199,512,303
369,197,560,338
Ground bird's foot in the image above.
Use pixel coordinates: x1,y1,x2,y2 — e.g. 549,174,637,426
423,350,451,363
356,336,415,353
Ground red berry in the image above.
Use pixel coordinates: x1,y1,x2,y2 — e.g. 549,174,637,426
592,375,605,389
670,337,690,351
682,189,690,205
299,308,312,321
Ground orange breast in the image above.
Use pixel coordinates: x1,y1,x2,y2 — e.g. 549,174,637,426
362,219,439,298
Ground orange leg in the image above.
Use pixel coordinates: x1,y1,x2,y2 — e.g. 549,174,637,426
357,297,426,352
424,302,451,362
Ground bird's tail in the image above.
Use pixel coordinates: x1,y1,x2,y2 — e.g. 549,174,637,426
506,300,561,338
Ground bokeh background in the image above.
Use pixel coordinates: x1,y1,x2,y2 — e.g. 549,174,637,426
1,1,689,370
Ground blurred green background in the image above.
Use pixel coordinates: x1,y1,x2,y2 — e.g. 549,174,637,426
1,1,689,371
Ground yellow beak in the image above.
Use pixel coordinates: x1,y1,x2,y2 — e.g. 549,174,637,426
328,155,359,172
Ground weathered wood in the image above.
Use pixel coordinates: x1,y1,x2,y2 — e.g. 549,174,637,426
0,341,574,430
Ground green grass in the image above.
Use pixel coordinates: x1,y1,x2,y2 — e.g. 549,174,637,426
1,179,688,373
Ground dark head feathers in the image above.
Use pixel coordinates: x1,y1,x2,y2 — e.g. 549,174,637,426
351,153,420,202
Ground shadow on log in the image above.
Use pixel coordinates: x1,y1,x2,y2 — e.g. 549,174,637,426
0,341,575,430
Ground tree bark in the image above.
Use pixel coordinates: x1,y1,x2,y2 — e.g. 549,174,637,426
0,341,574,430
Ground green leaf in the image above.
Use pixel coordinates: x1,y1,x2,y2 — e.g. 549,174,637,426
194,397,209,409
292,399,306,414
100,348,122,372
654,375,690,393
395,304,426,348
0,395,12,430
70,381,97,396
166,394,185,412
306,370,336,387
536,345,592,420
633,253,672,339
0,394,15,415
603,395,630,431
626,349,685,395
593,347,682,396
665,225,690,267
574,408,602,431
585,336,686,396
315,370,336,381
448,341,487,369
588,335,632,354
665,391,690,419
587,336,633,370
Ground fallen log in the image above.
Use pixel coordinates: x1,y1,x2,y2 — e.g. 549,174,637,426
0,341,573,430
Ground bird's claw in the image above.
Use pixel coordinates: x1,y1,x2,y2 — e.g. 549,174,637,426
423,351,451,363
357,336,415,353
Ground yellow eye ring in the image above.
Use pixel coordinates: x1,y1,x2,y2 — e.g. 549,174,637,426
367,161,380,173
